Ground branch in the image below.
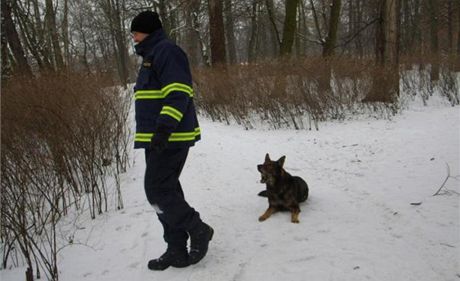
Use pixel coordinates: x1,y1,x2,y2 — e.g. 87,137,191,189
309,0,325,45
265,0,281,45
336,17,380,51
433,163,459,196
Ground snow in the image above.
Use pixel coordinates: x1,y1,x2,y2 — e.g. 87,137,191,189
2,103,459,281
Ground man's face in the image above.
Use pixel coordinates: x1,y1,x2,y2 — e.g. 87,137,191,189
132,32,149,44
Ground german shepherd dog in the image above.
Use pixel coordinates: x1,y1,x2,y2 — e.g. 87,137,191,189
257,153,309,223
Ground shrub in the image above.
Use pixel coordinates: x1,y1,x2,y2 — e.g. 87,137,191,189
1,72,131,280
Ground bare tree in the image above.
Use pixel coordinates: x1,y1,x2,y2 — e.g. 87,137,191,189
375,0,399,65
458,0,460,55
45,0,65,69
1,0,32,75
280,0,300,56
62,0,71,65
181,1,203,66
323,0,342,57
99,0,131,86
208,0,227,65
248,1,259,62
224,0,238,64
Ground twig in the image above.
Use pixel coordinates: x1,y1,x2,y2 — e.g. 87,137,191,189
433,163,459,196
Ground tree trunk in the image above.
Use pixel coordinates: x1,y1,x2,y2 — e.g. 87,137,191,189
458,0,460,55
447,0,453,52
294,4,302,56
427,0,439,55
208,0,227,65
376,0,399,65
310,0,325,46
348,0,353,35
297,0,309,56
280,0,299,56
101,0,129,86
1,0,32,76
248,1,259,62
266,0,281,46
45,0,64,70
224,0,237,64
427,0,439,81
384,0,399,65
355,0,364,56
265,2,280,57
183,1,202,66
81,31,91,73
1,3,11,81
366,0,399,103
62,0,70,65
113,0,130,86
158,0,171,37
13,1,51,71
323,0,342,57
191,11,209,66
411,0,421,53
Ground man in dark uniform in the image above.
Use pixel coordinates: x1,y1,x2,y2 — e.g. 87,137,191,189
130,11,213,271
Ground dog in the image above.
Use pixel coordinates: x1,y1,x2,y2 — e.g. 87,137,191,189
257,153,309,223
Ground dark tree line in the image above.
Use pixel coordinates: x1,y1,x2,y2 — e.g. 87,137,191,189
2,0,459,84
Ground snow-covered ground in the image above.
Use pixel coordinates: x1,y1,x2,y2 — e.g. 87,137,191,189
2,102,459,281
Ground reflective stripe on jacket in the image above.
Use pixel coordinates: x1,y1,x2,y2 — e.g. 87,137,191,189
133,29,201,149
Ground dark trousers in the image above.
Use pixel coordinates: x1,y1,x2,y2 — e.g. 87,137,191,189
144,147,201,249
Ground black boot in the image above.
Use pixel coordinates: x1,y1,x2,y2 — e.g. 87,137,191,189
188,222,214,265
147,247,189,271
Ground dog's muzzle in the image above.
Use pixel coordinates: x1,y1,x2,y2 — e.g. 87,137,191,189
257,165,267,183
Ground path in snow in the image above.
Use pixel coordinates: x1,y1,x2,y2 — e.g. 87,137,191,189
2,106,459,281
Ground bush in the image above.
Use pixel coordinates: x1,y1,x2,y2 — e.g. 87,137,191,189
193,56,459,129
1,72,131,280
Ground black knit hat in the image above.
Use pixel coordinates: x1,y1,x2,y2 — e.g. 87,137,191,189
130,11,162,34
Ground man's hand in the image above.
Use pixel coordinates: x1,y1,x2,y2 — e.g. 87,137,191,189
150,132,170,153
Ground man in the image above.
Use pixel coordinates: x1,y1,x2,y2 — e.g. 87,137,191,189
130,11,213,270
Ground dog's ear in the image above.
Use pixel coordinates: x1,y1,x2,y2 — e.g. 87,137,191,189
277,156,286,168
265,153,271,163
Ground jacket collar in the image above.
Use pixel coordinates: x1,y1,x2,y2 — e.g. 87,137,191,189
134,28,167,57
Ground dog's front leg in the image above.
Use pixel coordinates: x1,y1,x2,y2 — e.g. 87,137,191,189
290,207,300,223
259,206,277,222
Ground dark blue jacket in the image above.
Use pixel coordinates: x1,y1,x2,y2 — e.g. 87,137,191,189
133,29,201,149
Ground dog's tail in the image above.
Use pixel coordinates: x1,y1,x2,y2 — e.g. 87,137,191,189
258,190,268,197
299,185,309,202
294,176,309,202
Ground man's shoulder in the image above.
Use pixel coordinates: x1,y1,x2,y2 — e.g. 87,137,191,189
155,39,184,54
151,40,187,65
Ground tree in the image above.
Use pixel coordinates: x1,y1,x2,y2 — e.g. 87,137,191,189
248,1,259,62
280,0,299,56
376,0,399,65
458,0,460,55
362,0,400,104
99,0,130,86
182,0,204,66
45,0,65,69
224,0,237,64
1,0,32,76
208,0,227,65
323,0,342,57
